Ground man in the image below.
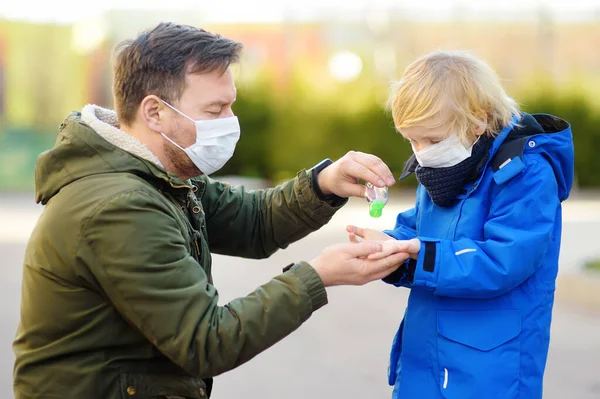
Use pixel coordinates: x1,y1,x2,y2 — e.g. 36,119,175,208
13,22,406,398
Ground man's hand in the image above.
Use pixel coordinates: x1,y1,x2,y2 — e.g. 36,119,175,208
367,238,421,261
317,151,395,198
346,225,393,243
310,241,409,287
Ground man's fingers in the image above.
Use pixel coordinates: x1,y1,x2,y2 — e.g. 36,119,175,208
346,159,387,189
350,151,396,186
366,252,410,281
367,250,399,260
341,181,372,198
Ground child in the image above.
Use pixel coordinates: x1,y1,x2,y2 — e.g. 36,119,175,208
347,51,574,399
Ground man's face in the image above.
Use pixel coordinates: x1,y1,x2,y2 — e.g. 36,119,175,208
163,67,237,178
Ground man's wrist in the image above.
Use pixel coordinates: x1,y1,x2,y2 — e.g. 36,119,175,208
310,158,344,204
308,260,332,287
282,261,329,311
284,262,328,286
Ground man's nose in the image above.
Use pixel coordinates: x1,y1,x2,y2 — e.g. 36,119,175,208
221,107,234,118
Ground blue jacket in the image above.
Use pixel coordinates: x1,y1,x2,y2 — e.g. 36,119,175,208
384,113,574,399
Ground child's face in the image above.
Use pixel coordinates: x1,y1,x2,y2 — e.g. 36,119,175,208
401,125,453,152
400,120,485,152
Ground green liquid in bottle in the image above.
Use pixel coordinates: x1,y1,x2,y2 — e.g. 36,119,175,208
369,200,386,218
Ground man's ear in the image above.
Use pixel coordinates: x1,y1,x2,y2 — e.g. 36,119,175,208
140,95,166,133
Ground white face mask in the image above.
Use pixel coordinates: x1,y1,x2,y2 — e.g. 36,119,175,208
412,134,477,168
160,100,241,175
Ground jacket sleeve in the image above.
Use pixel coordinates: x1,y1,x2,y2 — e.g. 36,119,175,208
197,169,346,259
411,158,559,299
384,193,419,240
381,195,419,287
78,189,327,378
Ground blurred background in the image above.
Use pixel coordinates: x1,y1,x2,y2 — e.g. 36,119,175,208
1,1,600,398
1,0,600,187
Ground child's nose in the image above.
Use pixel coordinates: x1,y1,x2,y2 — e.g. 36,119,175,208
412,142,427,152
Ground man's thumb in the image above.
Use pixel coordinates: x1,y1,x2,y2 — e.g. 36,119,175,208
344,182,368,199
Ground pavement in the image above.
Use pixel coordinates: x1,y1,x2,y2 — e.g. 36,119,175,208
1,192,600,398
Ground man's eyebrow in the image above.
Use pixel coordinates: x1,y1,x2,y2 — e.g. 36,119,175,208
204,95,237,107
204,99,235,107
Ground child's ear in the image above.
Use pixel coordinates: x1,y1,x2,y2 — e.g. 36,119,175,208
473,113,488,136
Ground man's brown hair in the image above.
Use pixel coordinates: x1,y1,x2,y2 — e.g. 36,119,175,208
113,22,243,125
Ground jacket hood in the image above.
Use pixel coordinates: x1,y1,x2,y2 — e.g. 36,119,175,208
499,112,574,202
400,112,574,202
35,105,187,204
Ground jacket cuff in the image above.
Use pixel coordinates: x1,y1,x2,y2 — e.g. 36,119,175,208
296,169,347,219
310,165,346,206
288,261,328,317
412,238,440,290
382,259,416,287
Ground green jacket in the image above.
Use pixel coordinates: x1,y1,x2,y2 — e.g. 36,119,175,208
13,108,344,399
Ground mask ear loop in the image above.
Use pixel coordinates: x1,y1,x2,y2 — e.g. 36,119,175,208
160,132,186,152
161,100,196,123
159,99,196,152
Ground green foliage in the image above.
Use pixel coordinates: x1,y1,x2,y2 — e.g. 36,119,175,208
1,78,598,190
585,259,600,272
217,80,275,178
215,78,414,185
219,78,598,188
520,87,600,187
0,126,56,191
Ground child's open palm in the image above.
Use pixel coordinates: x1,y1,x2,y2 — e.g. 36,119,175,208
346,225,393,243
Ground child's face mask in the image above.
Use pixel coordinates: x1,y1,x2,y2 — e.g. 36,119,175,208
412,134,477,168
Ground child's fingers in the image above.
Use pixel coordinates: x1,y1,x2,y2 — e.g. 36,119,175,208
346,225,366,238
367,241,410,259
348,233,361,243
367,249,393,260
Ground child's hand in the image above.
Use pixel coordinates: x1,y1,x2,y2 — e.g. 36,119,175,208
346,225,393,243
367,238,421,260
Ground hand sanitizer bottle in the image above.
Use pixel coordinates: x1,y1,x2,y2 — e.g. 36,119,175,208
365,182,388,218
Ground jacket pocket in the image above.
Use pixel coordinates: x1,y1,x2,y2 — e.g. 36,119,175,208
388,318,405,386
119,373,208,399
437,310,521,399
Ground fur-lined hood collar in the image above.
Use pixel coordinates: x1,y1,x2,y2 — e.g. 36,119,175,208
34,105,190,204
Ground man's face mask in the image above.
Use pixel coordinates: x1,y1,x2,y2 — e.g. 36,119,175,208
160,100,241,175
412,134,476,168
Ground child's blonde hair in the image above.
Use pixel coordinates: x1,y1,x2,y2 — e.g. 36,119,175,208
388,51,520,143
